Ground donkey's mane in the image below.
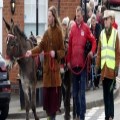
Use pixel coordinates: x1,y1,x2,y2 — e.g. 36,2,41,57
14,25,27,39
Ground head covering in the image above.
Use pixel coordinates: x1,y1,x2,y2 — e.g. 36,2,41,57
103,10,112,19
111,10,115,18
62,17,69,27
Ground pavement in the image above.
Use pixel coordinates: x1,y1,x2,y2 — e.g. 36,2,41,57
7,79,120,119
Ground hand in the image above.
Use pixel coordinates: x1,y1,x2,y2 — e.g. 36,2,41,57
50,50,55,58
67,62,71,69
94,68,98,78
88,51,93,58
25,50,32,57
60,65,65,74
115,67,118,77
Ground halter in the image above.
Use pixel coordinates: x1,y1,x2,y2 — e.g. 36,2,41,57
6,33,19,61
6,33,17,44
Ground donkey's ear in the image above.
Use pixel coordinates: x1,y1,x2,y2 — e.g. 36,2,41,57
11,18,14,26
3,17,10,31
31,31,33,36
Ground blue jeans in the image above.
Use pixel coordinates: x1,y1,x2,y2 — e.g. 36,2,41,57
72,67,86,119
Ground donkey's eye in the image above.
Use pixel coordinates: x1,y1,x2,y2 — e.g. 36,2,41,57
10,43,14,46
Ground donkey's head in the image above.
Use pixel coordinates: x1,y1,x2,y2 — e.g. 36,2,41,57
3,18,27,62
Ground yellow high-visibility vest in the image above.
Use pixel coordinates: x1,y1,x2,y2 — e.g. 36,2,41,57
100,28,117,70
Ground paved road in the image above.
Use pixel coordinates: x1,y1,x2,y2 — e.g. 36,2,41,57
6,91,120,120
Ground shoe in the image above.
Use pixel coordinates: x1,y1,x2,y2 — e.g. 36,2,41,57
109,117,113,120
76,116,80,120
47,116,50,120
64,114,71,120
47,116,56,120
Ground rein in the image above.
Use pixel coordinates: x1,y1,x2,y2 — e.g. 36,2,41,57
5,52,56,71
6,34,91,75
69,55,91,75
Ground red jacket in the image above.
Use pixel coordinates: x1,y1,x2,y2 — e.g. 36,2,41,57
67,21,96,68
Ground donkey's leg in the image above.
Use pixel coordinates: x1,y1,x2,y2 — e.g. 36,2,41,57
22,82,31,120
31,86,39,120
24,90,31,120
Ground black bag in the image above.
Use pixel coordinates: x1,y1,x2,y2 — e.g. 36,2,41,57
84,40,92,58
36,66,43,80
36,56,43,81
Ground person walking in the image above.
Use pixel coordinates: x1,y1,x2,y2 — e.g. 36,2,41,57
67,6,96,120
96,10,120,120
26,6,65,120
61,16,71,120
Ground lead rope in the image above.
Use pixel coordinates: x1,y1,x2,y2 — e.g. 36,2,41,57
69,55,91,75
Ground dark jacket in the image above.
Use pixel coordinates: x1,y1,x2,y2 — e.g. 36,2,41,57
90,23,102,48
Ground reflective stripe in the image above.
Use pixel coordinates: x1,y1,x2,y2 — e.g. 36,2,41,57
101,46,115,51
101,55,115,60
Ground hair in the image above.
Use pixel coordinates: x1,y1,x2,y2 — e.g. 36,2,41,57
76,6,84,16
89,0,94,10
14,25,27,39
87,6,92,14
91,14,96,20
49,6,61,27
101,5,107,14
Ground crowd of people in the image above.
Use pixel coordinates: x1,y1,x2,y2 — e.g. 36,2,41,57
25,0,119,120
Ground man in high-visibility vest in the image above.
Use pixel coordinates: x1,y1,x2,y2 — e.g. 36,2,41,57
96,10,120,120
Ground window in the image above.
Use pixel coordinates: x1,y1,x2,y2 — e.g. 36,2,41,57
24,0,48,37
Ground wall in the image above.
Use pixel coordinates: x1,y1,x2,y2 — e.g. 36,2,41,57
48,0,81,20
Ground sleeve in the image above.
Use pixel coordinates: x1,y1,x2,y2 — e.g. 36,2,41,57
86,26,97,54
31,31,47,55
96,37,101,69
115,33,120,70
56,29,65,60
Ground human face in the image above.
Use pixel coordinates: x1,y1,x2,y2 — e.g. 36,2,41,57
48,11,55,26
91,18,96,29
76,11,83,25
104,17,112,29
62,24,67,31
88,9,92,18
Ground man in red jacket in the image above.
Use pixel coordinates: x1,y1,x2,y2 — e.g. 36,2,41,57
67,6,96,120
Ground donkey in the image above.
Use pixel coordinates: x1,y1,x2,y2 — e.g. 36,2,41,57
3,18,39,120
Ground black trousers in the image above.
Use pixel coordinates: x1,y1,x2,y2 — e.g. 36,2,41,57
102,78,115,120
61,70,71,119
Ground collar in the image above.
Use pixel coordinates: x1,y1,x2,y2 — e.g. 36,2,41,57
105,26,112,36
76,20,84,28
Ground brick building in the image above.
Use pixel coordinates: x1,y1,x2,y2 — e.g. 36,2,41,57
49,0,81,19
2,0,81,91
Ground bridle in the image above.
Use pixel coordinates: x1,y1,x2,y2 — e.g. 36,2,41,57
7,33,17,44
6,33,20,61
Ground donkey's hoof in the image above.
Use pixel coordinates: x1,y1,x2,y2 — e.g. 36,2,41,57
35,116,39,120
